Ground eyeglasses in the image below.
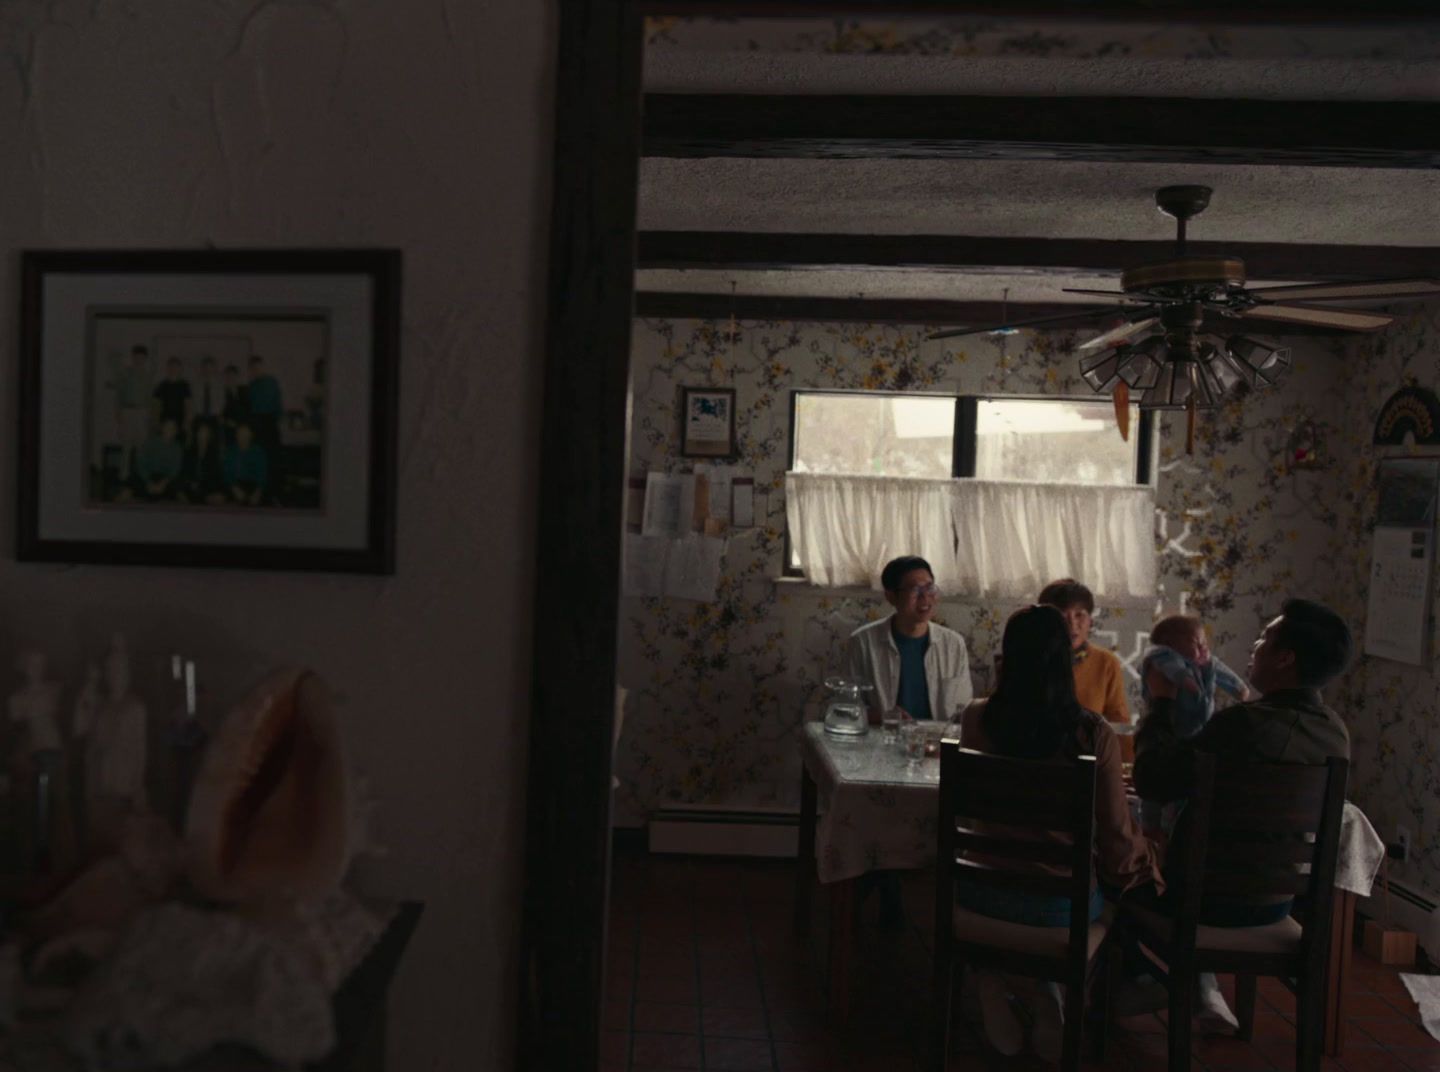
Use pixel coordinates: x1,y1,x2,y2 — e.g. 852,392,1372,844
899,583,940,600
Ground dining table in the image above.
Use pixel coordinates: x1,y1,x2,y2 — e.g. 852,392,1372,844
793,721,1385,1056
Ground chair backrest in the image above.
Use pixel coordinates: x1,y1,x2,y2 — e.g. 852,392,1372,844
1170,753,1349,962
937,739,1098,957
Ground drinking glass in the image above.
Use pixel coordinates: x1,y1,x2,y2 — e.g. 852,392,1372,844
881,706,907,745
901,723,926,766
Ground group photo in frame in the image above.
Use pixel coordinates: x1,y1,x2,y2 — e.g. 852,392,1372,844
18,250,400,573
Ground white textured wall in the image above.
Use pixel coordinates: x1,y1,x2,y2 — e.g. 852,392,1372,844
0,2,554,1068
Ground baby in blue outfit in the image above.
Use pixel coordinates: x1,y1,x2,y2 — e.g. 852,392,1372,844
1139,613,1251,834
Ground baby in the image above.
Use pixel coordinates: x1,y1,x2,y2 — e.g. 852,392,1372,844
1139,614,1251,834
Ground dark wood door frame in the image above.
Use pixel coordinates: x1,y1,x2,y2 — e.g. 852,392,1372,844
519,5,1440,1070
518,2,642,1070
645,94,1440,168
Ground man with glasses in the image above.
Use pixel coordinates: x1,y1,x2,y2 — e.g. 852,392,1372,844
846,555,973,724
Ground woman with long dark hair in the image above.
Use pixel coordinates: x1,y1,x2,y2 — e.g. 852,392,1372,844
956,604,1159,1061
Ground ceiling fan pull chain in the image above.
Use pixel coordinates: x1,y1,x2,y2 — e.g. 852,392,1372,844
1185,396,1198,455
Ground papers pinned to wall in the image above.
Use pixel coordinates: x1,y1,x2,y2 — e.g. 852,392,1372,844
705,466,734,526
664,534,727,602
624,534,668,597
641,471,693,537
1364,457,1440,666
630,466,748,601
624,533,725,602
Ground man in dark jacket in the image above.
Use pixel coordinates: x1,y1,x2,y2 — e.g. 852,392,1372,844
1126,598,1352,1030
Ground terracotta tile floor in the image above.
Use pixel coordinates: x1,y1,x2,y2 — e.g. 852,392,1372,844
604,846,1440,1072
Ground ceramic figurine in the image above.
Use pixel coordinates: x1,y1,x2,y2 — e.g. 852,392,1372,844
8,650,65,866
70,662,101,741
9,650,63,758
79,636,149,849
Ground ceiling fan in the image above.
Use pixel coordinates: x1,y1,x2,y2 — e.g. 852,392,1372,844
928,185,1440,448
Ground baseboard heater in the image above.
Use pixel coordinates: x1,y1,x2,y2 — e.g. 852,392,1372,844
647,807,799,857
1359,878,1440,963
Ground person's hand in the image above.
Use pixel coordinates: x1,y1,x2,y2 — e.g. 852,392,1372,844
1144,826,1168,855
1146,666,1178,699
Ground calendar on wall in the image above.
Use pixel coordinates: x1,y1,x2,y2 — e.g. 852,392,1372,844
1365,457,1440,666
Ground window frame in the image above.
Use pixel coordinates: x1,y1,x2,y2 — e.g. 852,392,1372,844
783,388,1156,578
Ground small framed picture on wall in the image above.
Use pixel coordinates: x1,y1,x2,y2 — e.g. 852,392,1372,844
679,386,736,459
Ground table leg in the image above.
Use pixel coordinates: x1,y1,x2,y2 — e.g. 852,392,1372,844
828,877,855,1019
794,766,817,936
1324,889,1356,1057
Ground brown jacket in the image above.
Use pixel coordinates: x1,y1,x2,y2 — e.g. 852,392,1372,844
960,698,1162,897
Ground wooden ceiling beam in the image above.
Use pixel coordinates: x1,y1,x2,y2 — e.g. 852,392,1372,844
644,94,1440,168
634,291,1349,335
638,231,1440,281
636,2,1438,20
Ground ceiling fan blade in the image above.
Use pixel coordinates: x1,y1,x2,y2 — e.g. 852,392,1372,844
1245,278,1440,303
927,306,1116,341
1060,288,1140,301
1241,304,1394,331
1078,315,1160,352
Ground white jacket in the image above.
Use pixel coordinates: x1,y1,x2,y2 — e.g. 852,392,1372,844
845,615,974,721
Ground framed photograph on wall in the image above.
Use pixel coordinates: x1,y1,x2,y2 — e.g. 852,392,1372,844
679,386,736,459
17,249,401,573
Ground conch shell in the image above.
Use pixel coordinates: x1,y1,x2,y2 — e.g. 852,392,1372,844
185,669,348,903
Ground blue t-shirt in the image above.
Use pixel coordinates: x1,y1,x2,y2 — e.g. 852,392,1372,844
892,623,931,720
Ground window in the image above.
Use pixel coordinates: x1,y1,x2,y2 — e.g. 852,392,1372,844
971,397,1147,485
791,392,957,478
786,391,1153,577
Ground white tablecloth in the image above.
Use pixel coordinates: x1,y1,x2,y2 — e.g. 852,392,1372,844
801,723,940,884
1336,801,1385,897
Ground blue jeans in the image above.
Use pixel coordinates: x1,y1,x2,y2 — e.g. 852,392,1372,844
955,880,1104,928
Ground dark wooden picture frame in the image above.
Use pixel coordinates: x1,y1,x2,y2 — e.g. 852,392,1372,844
679,385,737,458
17,249,401,574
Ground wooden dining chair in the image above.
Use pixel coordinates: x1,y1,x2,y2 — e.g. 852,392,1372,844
1121,753,1348,1072
932,740,1115,1072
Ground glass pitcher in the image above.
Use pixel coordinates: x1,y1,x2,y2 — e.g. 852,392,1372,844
822,676,871,737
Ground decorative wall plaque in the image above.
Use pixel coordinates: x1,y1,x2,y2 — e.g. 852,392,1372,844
1373,385,1440,446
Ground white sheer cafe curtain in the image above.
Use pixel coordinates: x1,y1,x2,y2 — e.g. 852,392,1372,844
785,472,1155,599
784,473,958,589
949,479,1155,599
